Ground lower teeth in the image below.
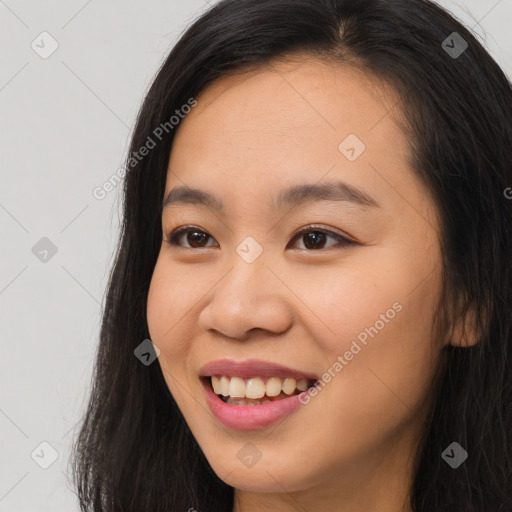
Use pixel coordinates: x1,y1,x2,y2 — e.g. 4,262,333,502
222,396,273,406
219,391,301,405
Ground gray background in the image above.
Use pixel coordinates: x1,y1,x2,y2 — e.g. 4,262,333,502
1,0,510,509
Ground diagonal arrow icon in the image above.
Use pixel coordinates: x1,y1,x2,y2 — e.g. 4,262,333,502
134,339,160,365
441,32,467,59
237,442,262,467
236,236,263,263
31,441,59,469
441,441,468,468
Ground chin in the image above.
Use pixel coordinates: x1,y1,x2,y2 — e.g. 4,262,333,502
222,471,304,493
207,454,311,493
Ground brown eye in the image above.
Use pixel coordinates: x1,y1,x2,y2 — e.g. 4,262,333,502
164,225,356,251
165,227,217,248
289,227,356,250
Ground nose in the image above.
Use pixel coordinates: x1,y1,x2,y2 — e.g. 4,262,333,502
197,253,294,340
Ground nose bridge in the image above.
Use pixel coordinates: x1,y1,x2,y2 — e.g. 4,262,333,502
219,239,272,312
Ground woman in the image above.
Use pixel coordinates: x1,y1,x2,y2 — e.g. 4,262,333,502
70,0,512,510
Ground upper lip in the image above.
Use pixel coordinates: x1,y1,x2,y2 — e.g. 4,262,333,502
199,358,319,381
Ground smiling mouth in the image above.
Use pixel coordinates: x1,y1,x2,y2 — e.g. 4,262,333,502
203,375,319,406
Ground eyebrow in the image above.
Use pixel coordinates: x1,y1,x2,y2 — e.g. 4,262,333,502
162,180,380,212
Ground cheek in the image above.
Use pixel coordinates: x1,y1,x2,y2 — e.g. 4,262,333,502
290,261,441,415
281,283,440,482
284,262,407,354
147,257,191,348
146,259,195,382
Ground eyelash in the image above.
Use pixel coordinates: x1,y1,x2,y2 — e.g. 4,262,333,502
164,224,357,251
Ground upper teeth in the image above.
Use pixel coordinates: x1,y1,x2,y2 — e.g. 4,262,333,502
211,375,310,399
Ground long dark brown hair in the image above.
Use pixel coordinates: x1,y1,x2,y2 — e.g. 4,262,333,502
69,0,512,510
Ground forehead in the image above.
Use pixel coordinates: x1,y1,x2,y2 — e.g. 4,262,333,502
165,55,415,216
180,58,397,135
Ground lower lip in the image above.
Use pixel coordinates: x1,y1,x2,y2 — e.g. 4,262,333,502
202,379,307,430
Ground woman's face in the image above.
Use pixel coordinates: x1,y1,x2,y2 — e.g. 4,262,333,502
147,56,445,503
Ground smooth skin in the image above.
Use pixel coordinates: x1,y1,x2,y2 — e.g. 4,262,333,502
146,54,476,512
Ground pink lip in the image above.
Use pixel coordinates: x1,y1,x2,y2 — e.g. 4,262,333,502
201,378,308,430
199,359,318,430
199,358,318,380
